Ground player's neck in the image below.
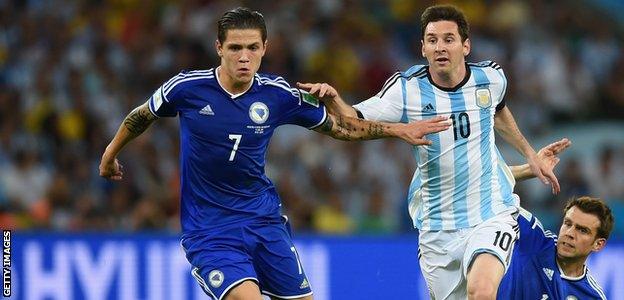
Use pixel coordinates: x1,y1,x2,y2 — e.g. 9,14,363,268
216,66,253,95
429,63,467,89
556,255,586,278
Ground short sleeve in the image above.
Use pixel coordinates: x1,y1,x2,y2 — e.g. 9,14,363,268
282,90,327,129
353,73,404,122
148,73,186,117
492,65,507,111
516,207,557,254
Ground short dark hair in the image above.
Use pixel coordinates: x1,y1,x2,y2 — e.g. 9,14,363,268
217,7,267,43
421,5,469,42
564,196,614,240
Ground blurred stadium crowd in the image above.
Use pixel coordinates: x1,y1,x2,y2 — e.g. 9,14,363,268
0,0,623,236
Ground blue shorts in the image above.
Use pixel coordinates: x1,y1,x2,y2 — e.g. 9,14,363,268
182,216,312,300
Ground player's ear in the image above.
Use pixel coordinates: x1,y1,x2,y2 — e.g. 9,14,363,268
261,40,268,56
463,38,471,57
215,40,223,57
421,40,426,58
592,238,606,252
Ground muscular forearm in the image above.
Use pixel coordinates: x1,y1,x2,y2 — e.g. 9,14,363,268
324,95,358,118
510,164,534,181
103,102,157,159
316,114,400,141
494,107,536,158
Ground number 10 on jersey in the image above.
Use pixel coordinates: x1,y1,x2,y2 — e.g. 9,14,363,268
449,113,471,140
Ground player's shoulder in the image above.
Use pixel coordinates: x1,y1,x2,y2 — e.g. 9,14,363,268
518,207,558,240
402,64,428,79
468,60,506,84
255,72,301,99
468,60,503,71
162,69,215,95
585,271,607,300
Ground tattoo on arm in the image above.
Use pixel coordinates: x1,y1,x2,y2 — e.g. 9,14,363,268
123,103,157,136
317,114,390,141
318,115,334,133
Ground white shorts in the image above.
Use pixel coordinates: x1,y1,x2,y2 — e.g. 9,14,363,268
417,208,519,300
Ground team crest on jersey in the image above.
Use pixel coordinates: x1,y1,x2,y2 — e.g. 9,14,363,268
475,88,492,108
208,270,224,288
249,102,269,124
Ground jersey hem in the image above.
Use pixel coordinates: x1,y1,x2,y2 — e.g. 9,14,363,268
262,290,314,299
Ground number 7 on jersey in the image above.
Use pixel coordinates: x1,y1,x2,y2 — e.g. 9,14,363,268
228,134,242,161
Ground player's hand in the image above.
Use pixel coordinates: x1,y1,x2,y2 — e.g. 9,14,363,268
397,116,451,145
527,153,560,195
296,82,339,102
99,156,124,181
537,138,571,170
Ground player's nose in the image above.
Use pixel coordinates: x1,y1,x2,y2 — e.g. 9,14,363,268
239,50,251,62
434,41,444,52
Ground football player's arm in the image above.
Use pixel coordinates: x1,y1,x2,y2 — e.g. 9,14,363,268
510,138,571,182
313,113,449,145
494,106,559,194
297,82,359,118
99,101,158,180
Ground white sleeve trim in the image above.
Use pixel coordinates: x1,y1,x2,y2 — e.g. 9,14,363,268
308,106,327,129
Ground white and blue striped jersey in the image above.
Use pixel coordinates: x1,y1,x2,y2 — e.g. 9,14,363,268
353,61,518,231
498,208,607,299
148,68,326,235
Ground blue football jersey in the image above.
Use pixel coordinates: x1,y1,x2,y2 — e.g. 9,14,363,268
498,208,607,300
148,68,326,234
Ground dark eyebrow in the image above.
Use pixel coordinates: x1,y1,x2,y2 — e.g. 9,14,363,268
575,224,592,233
564,217,592,233
228,42,261,48
425,32,457,37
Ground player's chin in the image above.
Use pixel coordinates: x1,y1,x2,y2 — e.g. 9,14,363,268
235,74,253,84
556,246,575,257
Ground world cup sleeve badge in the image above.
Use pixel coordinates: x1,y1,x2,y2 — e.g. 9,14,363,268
300,92,319,107
475,88,492,108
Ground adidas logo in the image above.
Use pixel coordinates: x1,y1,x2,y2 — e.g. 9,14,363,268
543,268,554,281
423,103,435,112
300,278,309,289
199,104,214,115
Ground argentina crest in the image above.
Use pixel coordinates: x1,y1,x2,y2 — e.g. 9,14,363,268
475,87,492,108
249,101,269,124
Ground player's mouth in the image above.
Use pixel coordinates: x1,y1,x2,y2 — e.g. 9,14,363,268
435,57,450,64
237,68,251,74
560,241,575,249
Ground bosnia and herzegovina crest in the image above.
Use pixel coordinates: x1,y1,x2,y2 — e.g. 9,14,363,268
249,101,269,124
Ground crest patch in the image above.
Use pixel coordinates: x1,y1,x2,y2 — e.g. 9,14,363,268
475,88,492,108
208,270,224,288
249,102,269,124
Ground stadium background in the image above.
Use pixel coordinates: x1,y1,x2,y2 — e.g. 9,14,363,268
1,0,623,299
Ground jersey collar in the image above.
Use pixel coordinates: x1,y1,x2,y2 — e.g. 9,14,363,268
557,260,588,281
426,63,472,92
215,66,256,99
